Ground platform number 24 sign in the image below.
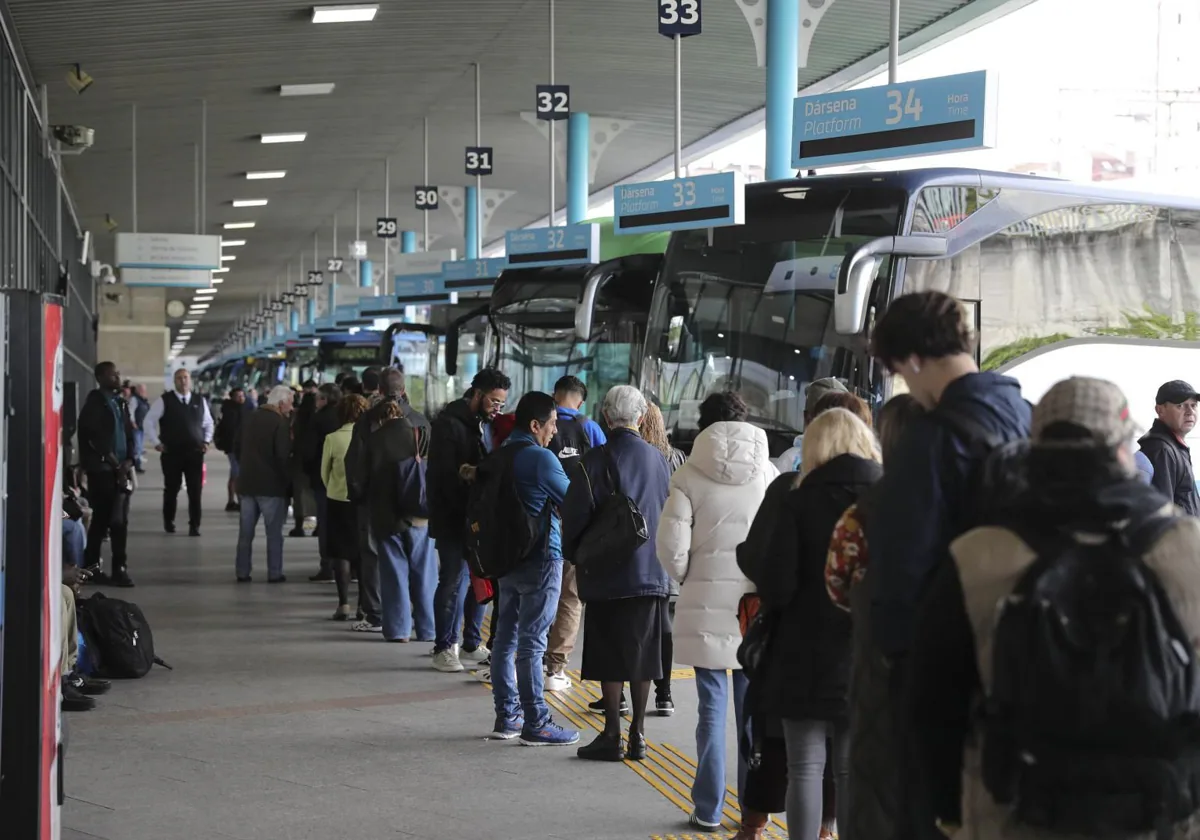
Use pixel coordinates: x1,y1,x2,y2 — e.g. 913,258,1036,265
658,0,700,36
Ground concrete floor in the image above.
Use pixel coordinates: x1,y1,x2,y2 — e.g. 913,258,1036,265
63,454,763,840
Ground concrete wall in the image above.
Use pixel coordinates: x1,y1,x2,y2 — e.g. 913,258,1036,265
97,285,168,389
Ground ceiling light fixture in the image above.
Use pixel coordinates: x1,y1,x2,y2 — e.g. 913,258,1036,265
312,4,378,24
246,170,286,180
260,132,306,144
280,83,335,96
210,277,224,284
232,199,268,208
212,267,230,274
221,239,246,247
223,222,255,229
183,319,200,325
221,255,236,262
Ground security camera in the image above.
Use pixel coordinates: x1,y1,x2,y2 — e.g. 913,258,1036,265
52,125,94,150
90,261,117,284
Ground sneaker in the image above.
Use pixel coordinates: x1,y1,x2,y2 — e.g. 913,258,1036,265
432,649,464,673
473,667,492,683
67,673,110,696
61,680,95,712
490,714,523,740
519,718,580,747
655,696,675,716
588,696,629,716
350,620,383,633
460,645,489,664
545,670,571,693
690,812,723,833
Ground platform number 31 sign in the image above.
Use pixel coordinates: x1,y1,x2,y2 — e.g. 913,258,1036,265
658,0,700,37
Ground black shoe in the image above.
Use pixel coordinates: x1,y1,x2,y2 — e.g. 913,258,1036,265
225,502,239,512
89,569,112,586
165,521,176,534
656,696,675,717
576,731,623,762
110,568,135,588
288,527,305,538
61,681,96,712
309,569,335,582
626,730,648,761
268,575,287,583
588,696,630,716
68,673,110,696
236,576,252,583
135,467,146,474
189,526,201,537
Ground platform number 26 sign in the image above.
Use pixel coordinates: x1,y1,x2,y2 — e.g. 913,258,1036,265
658,0,700,36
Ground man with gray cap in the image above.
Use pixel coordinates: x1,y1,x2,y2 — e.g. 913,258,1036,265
1138,379,1199,516
908,376,1200,839
772,377,849,473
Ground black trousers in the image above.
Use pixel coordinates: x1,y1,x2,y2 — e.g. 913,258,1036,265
162,449,204,528
85,471,131,571
356,505,382,624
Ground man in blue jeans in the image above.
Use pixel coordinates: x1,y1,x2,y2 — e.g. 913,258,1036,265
426,368,511,672
489,391,579,747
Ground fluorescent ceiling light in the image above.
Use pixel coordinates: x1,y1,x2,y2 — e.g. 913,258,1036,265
221,239,246,247
221,255,236,262
232,199,268,208
260,132,306,144
312,4,378,24
210,277,224,284
224,222,255,230
280,83,335,96
189,305,210,311
212,267,230,274
178,330,194,336
183,320,200,325
246,171,286,180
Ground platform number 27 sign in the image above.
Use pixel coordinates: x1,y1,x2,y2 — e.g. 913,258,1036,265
658,0,700,36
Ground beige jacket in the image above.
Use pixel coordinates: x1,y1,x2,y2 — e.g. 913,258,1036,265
949,509,1200,840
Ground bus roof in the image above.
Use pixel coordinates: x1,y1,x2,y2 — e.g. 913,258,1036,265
747,167,1200,212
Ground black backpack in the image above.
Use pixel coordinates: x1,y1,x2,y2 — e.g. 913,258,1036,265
550,415,591,473
934,403,1030,531
464,441,541,580
76,592,171,678
982,513,1200,837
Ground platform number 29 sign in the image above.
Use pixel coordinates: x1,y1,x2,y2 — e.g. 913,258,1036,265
658,0,700,37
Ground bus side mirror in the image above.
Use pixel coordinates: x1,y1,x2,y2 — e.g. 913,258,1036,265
834,235,948,335
446,330,459,377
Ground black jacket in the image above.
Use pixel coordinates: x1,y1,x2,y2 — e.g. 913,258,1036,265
290,392,317,467
304,402,341,483
214,398,245,453
77,389,135,474
562,428,673,602
866,371,1031,657
426,398,487,541
235,406,292,497
1139,419,1199,516
345,397,430,506
739,454,882,721
364,410,430,537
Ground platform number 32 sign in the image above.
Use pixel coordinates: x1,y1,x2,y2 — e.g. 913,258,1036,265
659,0,700,37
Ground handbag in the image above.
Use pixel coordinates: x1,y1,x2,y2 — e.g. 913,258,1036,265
395,426,429,519
737,604,777,681
572,447,649,571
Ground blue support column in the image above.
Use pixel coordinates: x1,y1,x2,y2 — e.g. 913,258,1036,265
401,231,417,253
306,298,316,323
567,113,590,224
766,0,800,181
359,259,373,288
464,186,479,259
289,310,299,332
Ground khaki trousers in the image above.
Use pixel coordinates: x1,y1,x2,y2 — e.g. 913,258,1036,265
61,584,78,675
545,562,582,670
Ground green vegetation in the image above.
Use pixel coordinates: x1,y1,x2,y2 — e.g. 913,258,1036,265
981,333,1073,371
1092,307,1200,341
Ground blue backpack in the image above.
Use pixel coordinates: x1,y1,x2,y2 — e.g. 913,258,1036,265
395,422,429,520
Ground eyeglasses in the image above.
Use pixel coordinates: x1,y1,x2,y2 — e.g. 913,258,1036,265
484,396,506,410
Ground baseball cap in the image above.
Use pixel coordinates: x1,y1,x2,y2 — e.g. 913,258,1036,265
1155,380,1200,406
1032,377,1136,449
805,377,849,416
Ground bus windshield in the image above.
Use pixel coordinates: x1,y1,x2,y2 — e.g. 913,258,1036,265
642,185,905,453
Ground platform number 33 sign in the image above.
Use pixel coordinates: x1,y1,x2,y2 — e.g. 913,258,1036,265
658,0,701,37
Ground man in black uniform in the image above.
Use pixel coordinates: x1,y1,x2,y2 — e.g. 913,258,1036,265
76,361,137,587
145,368,214,536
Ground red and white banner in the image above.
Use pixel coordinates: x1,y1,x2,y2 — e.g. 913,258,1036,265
41,301,63,840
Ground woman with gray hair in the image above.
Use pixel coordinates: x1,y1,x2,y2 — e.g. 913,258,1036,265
562,385,674,762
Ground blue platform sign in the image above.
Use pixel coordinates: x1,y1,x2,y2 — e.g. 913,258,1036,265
334,303,369,325
395,272,455,305
360,295,411,318
442,257,508,292
792,70,997,169
614,171,744,235
658,0,701,37
505,224,600,269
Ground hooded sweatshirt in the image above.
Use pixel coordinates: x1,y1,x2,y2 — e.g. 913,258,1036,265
656,421,780,670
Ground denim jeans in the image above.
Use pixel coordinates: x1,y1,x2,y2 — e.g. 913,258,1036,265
693,667,750,824
490,555,563,728
236,496,287,579
63,517,87,567
782,718,850,840
132,429,145,467
432,538,486,653
377,527,437,641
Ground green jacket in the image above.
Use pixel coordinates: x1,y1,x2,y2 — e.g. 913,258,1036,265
321,423,355,502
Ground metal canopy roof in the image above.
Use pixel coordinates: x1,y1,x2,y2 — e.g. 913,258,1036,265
4,0,1027,349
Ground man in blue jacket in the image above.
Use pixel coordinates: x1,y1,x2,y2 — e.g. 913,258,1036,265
866,290,1031,840
489,391,580,747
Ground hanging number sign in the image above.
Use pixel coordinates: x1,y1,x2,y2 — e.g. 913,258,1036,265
376,217,398,238
658,0,701,37
326,257,344,273
465,147,494,177
535,84,571,121
307,270,324,285
414,186,439,210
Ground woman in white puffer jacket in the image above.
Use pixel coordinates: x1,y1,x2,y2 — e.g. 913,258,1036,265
656,391,779,832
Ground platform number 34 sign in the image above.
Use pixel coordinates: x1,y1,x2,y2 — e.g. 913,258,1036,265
658,0,700,37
